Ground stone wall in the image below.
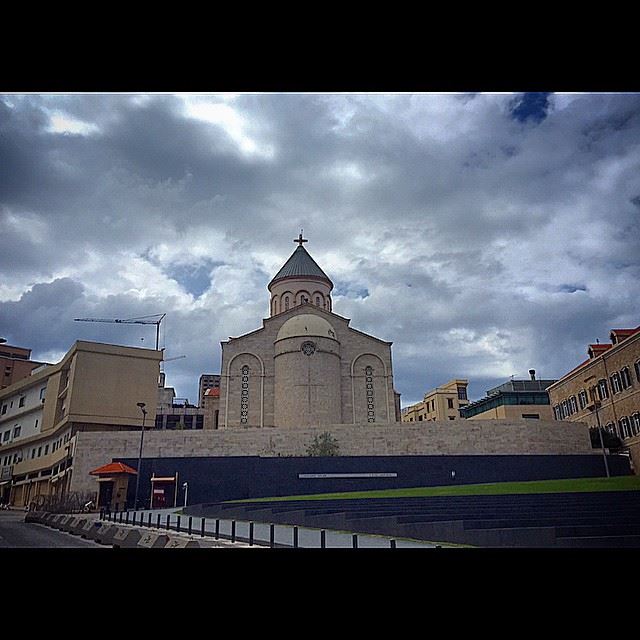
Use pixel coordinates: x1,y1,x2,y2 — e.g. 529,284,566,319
72,419,593,494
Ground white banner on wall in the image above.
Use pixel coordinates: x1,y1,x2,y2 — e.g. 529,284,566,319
298,473,398,479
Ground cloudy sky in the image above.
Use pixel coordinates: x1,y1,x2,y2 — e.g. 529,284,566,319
1,92,639,407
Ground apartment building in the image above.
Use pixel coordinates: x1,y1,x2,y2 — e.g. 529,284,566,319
0,341,162,507
402,379,469,423
547,326,640,469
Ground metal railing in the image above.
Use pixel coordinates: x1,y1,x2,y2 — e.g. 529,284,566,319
99,509,402,549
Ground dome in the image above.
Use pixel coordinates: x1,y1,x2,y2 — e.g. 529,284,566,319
276,314,337,341
268,244,333,290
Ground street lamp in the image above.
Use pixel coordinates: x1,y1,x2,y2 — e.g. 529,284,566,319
587,392,610,479
182,481,188,507
133,402,147,510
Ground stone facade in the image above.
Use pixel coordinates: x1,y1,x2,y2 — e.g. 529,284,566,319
219,305,398,429
71,419,594,495
547,327,640,442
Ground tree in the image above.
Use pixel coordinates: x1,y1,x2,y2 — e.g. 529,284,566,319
306,431,340,457
589,426,623,452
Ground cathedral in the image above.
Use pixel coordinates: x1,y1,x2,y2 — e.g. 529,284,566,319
217,234,401,428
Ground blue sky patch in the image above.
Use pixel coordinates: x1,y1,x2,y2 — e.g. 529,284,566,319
510,93,551,124
165,260,223,298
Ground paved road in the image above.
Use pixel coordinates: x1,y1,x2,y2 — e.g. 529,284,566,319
0,510,104,548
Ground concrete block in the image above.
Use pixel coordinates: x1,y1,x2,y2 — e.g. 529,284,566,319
137,531,170,549
164,535,202,549
59,516,77,532
67,517,87,535
24,511,44,524
50,514,65,528
112,527,142,548
80,519,102,539
93,523,120,545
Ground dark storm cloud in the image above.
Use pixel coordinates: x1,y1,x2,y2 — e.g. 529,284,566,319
1,92,639,405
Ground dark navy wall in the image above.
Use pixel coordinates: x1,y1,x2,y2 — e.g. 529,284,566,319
115,454,631,508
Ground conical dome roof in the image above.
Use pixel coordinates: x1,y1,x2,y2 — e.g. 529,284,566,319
268,243,333,290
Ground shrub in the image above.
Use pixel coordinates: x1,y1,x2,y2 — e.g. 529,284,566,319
306,431,340,457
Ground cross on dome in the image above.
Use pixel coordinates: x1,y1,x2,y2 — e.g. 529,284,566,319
294,231,308,247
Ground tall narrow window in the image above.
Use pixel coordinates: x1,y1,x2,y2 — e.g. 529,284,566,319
578,389,588,410
569,396,578,414
598,379,609,400
620,367,632,389
365,366,375,423
315,296,321,306
631,413,640,436
619,416,631,439
610,373,621,394
240,365,249,424
284,297,290,311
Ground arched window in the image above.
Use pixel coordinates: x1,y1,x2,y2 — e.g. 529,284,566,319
578,389,588,410
610,372,621,394
631,413,640,436
597,379,609,400
619,416,631,439
315,296,321,306
365,366,375,423
569,396,578,414
284,297,290,311
620,367,632,389
240,365,249,424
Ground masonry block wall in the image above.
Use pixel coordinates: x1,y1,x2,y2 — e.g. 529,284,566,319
72,419,593,495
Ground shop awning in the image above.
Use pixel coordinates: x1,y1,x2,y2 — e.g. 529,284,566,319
90,462,138,476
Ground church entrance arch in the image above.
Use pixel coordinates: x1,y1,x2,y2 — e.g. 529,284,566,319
224,352,265,428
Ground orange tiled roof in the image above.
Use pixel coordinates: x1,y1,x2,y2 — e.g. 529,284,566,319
611,327,640,337
89,462,138,476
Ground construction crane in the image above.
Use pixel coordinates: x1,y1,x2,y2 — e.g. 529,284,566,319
73,313,167,350
163,355,186,363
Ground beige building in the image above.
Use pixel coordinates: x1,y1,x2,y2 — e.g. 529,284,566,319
218,234,401,428
198,374,220,408
155,374,205,430
0,341,162,507
546,326,640,470
202,386,220,430
460,371,556,421
402,379,469,423
0,342,47,390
